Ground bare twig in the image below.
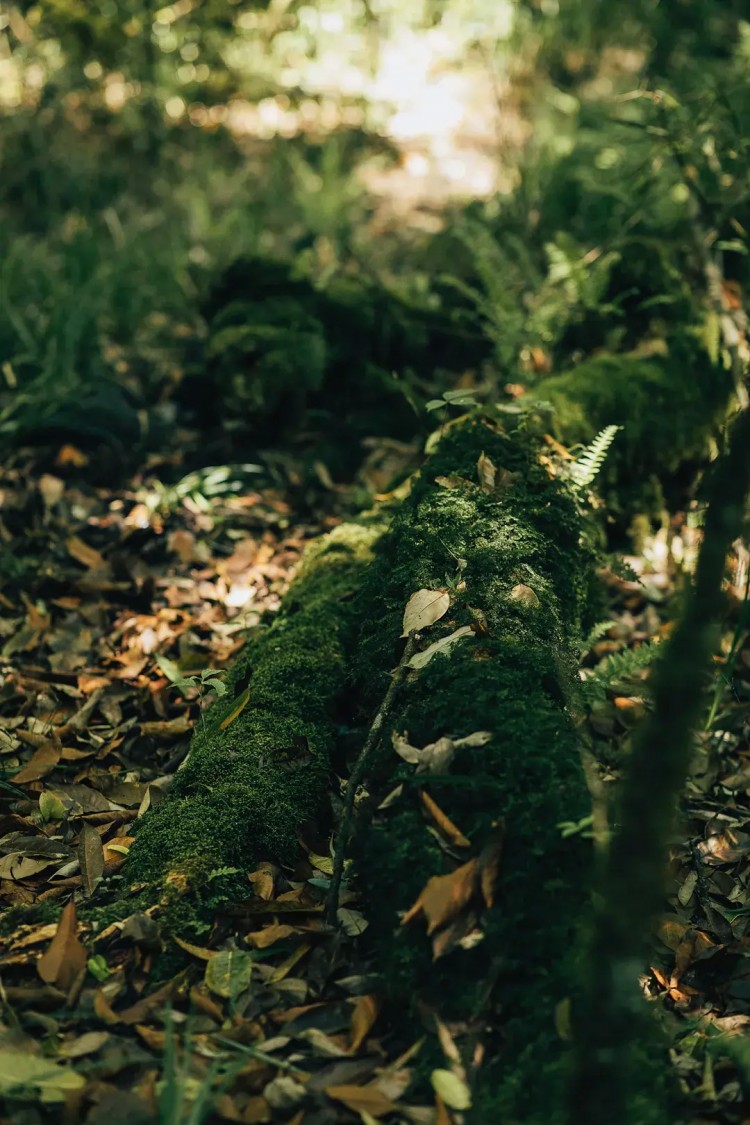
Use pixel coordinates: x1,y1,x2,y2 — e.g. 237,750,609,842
325,631,420,925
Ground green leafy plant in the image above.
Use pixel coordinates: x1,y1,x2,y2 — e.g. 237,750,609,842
425,388,481,413
581,639,662,703
569,425,621,492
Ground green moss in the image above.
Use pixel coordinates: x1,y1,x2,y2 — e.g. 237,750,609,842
345,418,594,1121
533,353,733,513
125,522,383,888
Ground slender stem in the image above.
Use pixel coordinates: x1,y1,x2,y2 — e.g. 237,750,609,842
571,401,750,1124
325,631,420,925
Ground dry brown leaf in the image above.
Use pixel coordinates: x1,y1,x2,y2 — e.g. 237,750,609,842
173,935,217,961
37,900,87,991
93,987,121,1024
420,791,470,848
66,536,106,570
477,451,496,493
118,979,177,1025
139,714,193,739
325,1083,399,1118
78,823,104,898
402,589,451,637
248,861,277,900
246,922,299,949
13,740,61,784
135,1023,166,1050
509,583,540,609
349,994,381,1054
103,836,135,873
401,859,478,936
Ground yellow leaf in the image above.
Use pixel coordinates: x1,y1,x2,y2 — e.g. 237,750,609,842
219,686,252,730
173,935,217,961
349,994,381,1054
431,1069,471,1111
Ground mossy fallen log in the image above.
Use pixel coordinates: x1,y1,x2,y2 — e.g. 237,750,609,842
122,416,596,1120
343,419,594,1121
125,520,382,890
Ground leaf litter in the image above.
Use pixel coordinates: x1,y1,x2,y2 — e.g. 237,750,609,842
1,452,750,1122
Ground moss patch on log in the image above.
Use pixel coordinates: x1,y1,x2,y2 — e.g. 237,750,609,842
345,418,595,1120
533,352,732,513
125,521,382,888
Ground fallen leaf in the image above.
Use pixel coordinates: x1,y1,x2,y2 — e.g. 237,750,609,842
66,535,106,570
326,1083,398,1118
219,686,252,730
37,901,87,991
78,823,104,898
477,452,496,493
56,444,88,467
103,836,135,872
0,1050,85,1103
173,935,217,961
349,994,381,1053
247,923,299,950
509,583,540,609
205,949,253,999
13,740,61,784
337,908,369,936
408,626,474,670
402,589,450,637
402,860,478,935
58,1030,109,1059
248,861,277,900
431,1070,471,1111
434,475,472,490
139,714,193,739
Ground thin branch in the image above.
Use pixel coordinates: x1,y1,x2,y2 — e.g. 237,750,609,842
325,631,420,926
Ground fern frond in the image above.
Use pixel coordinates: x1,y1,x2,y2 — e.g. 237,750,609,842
580,638,661,702
570,424,621,490
580,619,617,655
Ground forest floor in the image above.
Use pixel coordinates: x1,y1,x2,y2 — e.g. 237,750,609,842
1,436,750,1123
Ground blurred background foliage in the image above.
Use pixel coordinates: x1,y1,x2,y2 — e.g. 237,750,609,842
0,0,748,478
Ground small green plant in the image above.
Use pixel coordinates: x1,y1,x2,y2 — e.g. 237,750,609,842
158,1011,242,1125
580,619,617,657
558,814,594,838
425,388,480,413
581,639,662,703
569,425,621,492
155,656,227,740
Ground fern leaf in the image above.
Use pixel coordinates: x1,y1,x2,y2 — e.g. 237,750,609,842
580,639,661,702
580,619,616,655
570,425,621,490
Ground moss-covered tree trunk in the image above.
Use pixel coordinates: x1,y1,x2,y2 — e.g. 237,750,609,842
122,416,596,1120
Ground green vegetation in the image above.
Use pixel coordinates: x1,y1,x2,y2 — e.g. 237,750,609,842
1,1,750,1121
127,521,382,887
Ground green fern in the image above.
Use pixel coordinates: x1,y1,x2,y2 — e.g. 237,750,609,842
581,638,661,702
580,619,617,656
569,424,621,491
